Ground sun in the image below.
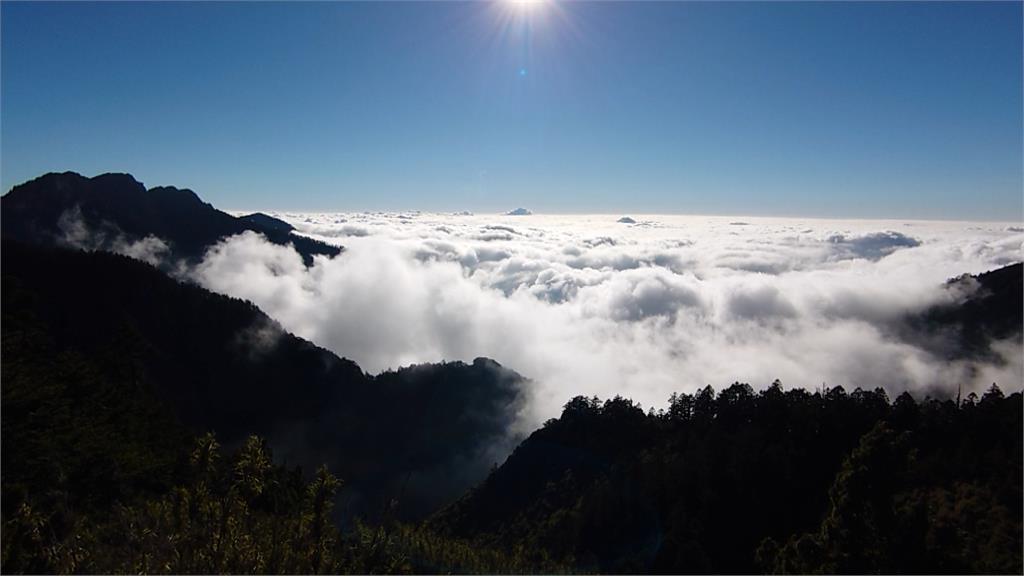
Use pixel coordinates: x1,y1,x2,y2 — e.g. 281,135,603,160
506,0,546,11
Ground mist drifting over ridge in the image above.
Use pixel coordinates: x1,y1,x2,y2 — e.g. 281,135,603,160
188,211,1024,430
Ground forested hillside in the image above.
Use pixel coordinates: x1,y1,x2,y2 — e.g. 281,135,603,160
432,385,1022,573
2,240,524,526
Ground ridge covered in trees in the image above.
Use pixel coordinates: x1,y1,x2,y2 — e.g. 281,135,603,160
432,384,1022,574
2,239,524,526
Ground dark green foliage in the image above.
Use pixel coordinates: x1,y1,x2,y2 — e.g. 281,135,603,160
763,387,1023,574
5,432,347,573
433,385,1023,574
1,430,562,574
339,521,572,574
1,276,192,536
2,263,229,571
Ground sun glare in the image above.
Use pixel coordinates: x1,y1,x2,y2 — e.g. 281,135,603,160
507,0,546,11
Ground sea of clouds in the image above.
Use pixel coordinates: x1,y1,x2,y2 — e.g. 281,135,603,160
189,212,1022,430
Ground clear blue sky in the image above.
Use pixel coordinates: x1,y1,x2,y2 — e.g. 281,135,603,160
2,1,1021,218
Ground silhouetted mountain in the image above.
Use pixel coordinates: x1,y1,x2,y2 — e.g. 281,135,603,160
431,385,1022,574
901,262,1023,360
1,172,339,265
2,239,523,524
240,211,296,233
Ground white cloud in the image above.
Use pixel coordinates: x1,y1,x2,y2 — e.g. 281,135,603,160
57,206,170,266
196,213,1024,431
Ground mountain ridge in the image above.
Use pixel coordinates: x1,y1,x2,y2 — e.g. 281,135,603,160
1,171,340,266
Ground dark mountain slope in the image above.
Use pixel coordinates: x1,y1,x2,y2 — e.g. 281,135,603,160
431,385,1022,573
902,262,1023,360
1,172,338,265
2,240,523,522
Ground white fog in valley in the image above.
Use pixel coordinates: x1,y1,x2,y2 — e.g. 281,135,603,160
190,213,1023,431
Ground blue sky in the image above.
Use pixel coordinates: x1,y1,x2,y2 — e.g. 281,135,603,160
2,1,1021,218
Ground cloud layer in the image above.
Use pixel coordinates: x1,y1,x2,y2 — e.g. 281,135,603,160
192,212,1023,429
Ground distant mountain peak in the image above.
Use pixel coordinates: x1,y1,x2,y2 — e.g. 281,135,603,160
506,207,532,216
240,212,295,233
146,185,207,206
91,171,146,186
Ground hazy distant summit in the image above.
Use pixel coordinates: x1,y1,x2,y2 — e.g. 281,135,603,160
617,216,637,224
505,207,532,216
1,172,339,265
239,212,295,233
